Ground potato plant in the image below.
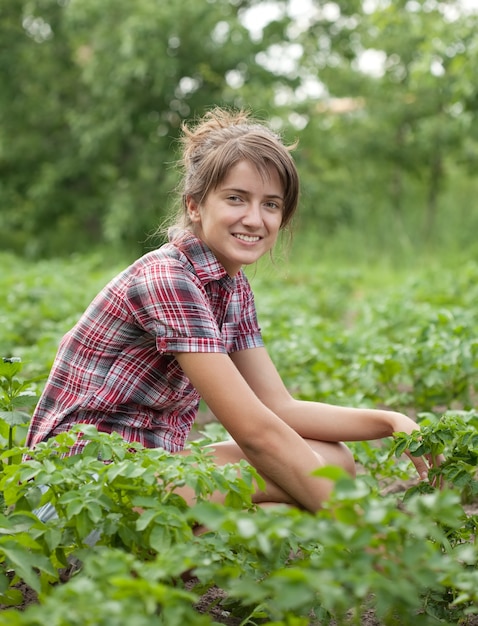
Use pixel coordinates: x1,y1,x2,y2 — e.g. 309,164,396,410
0,254,478,624
0,425,477,625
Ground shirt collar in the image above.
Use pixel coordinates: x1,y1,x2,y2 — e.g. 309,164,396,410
169,229,235,286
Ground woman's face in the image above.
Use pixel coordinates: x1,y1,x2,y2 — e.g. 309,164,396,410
187,160,284,276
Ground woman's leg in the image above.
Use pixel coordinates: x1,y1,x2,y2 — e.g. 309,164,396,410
178,438,356,508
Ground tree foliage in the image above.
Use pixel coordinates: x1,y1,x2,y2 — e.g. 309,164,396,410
1,0,477,257
0,0,295,256
294,0,478,248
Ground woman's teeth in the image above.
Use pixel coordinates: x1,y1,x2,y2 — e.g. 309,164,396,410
234,234,260,242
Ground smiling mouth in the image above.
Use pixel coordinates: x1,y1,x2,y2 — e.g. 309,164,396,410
233,234,261,243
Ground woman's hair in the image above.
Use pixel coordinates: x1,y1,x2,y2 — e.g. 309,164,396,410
168,107,300,232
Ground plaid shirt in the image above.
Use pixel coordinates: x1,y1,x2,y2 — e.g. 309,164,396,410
26,230,264,455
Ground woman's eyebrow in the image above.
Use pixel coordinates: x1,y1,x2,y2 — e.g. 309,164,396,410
223,186,284,200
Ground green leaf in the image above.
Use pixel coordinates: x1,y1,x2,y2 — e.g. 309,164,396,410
312,465,350,481
0,586,24,607
149,524,171,552
11,393,38,409
135,509,159,532
0,410,32,426
0,360,22,379
0,543,56,593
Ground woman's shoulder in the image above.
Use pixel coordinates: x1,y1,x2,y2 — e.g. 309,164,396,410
119,243,204,300
130,242,191,275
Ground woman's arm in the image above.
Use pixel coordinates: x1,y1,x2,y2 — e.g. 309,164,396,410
175,351,336,512
230,347,438,479
231,347,415,439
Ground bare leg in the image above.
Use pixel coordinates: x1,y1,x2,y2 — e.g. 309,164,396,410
177,438,355,509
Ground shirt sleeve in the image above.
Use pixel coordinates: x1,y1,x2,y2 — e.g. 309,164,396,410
229,275,265,353
124,260,228,354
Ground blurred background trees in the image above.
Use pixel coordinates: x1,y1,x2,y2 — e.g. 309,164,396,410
1,0,477,259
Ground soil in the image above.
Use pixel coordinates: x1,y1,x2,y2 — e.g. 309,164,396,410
2,411,478,624
187,585,385,626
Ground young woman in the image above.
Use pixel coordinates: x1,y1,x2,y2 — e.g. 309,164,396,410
26,108,439,513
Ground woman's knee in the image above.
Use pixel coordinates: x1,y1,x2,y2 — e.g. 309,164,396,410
306,439,356,478
335,442,356,477
190,438,356,477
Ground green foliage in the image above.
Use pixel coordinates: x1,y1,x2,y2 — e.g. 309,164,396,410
0,0,297,257
0,252,123,373
0,425,476,624
253,256,478,414
392,410,478,505
1,0,478,259
0,359,40,462
295,0,478,256
1,253,478,622
1,548,205,626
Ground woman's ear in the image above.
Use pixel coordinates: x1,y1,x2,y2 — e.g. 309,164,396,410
186,195,201,223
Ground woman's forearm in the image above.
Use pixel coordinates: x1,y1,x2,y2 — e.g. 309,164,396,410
241,423,336,512
276,399,419,443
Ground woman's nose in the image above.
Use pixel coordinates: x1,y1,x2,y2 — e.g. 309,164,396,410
242,202,262,226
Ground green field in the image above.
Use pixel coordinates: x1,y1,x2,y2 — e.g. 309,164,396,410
2,246,477,413
1,248,478,624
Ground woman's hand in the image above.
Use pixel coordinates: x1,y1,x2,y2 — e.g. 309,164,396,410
391,412,445,486
404,448,445,486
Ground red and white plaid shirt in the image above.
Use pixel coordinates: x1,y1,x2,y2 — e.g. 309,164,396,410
26,230,264,455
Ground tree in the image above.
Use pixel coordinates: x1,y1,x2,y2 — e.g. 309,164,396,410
0,0,296,256
2,0,478,257
293,0,478,248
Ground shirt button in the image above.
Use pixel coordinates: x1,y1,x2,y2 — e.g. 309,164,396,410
158,338,168,352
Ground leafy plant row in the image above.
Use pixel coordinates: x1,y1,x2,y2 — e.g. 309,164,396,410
0,424,477,625
0,360,477,624
1,256,478,623
2,252,478,414
257,260,478,413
